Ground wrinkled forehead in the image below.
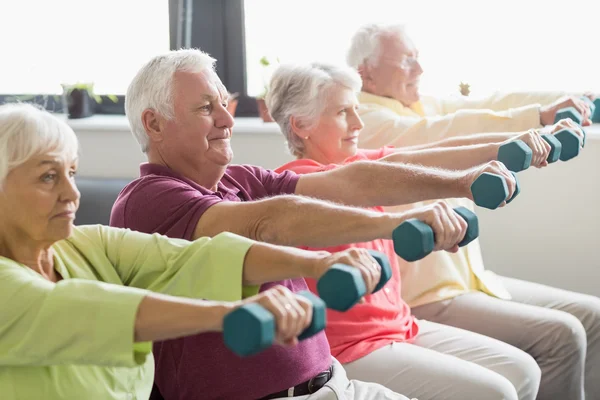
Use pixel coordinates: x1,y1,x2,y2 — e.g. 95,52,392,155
378,33,417,61
174,69,228,101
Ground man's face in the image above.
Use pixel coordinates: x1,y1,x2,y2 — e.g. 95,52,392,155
363,33,423,107
160,69,234,171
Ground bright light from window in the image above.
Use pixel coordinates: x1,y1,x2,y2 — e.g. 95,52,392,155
0,0,169,95
244,0,598,98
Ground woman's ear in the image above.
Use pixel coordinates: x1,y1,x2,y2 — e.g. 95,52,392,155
290,115,310,140
141,109,164,144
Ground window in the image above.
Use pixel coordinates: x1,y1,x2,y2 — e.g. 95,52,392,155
244,0,599,98
0,0,170,96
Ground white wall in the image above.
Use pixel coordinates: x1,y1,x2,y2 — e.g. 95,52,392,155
70,116,600,296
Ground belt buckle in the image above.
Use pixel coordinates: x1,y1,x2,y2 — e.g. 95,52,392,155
307,368,331,394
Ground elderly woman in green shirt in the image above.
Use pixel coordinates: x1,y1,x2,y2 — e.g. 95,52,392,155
0,103,375,400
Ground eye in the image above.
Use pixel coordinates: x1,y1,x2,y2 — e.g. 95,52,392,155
199,104,212,112
339,109,347,115
41,173,57,183
69,170,77,178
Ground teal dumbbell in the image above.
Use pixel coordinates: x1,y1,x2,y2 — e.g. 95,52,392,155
392,206,479,262
553,128,582,161
540,134,562,164
593,98,600,123
555,106,584,125
316,249,392,312
582,96,596,121
554,106,587,147
470,172,517,210
223,290,326,357
497,140,532,172
506,172,520,204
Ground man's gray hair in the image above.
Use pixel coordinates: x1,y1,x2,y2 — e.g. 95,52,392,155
0,103,78,187
125,48,225,153
266,62,362,157
346,23,407,69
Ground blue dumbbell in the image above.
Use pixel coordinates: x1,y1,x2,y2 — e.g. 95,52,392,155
470,172,518,210
392,206,479,262
223,290,326,357
316,249,393,312
497,140,532,172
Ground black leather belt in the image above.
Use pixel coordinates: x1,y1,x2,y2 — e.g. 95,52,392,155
258,365,333,399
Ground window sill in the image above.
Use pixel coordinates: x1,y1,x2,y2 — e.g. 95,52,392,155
59,113,600,138
61,114,282,135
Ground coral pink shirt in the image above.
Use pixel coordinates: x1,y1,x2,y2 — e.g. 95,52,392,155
275,147,419,363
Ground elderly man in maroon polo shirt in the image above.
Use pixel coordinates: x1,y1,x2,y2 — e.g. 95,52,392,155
110,49,515,400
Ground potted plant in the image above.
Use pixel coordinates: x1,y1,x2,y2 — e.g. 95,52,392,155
60,82,117,119
255,56,279,122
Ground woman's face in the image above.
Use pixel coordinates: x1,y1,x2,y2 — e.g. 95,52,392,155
0,152,80,245
300,85,365,164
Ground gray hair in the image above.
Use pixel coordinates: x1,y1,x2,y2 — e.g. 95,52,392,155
346,23,407,69
0,103,78,187
266,62,362,157
125,48,225,153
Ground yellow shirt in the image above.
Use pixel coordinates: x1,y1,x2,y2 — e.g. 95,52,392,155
0,225,256,400
357,91,564,307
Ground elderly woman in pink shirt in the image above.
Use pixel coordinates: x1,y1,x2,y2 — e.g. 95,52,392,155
268,62,591,400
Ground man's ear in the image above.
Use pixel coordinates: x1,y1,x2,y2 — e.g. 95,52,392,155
141,109,164,144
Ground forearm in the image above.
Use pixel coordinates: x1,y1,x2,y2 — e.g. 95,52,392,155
384,143,500,169
134,293,234,342
255,195,401,247
242,242,327,285
303,161,469,208
402,132,520,150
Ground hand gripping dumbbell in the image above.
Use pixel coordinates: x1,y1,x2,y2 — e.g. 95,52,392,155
582,96,596,122
470,171,519,210
224,290,326,357
316,249,393,312
392,206,479,262
554,107,587,149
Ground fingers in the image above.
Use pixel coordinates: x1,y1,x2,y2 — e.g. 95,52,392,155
262,286,309,347
430,201,465,251
484,161,515,202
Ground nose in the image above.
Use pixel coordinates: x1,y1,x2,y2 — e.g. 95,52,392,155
62,175,80,205
215,102,235,130
350,110,365,131
413,60,424,76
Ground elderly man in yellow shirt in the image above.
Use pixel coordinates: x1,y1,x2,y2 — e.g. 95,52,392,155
347,23,600,400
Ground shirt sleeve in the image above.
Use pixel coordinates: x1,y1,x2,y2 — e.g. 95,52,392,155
115,176,224,241
358,105,542,149
0,264,151,367
90,225,259,301
430,91,567,115
241,165,300,196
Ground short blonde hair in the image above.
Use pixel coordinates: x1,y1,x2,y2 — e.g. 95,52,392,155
0,103,79,187
266,62,362,157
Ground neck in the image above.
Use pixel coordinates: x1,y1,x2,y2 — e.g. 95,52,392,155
147,148,225,192
0,228,56,281
300,148,344,165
